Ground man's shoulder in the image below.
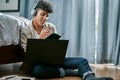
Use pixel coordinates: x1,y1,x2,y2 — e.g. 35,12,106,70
22,21,32,29
45,22,57,33
45,22,55,28
21,21,32,32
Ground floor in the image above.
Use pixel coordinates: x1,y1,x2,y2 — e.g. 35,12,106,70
0,62,119,80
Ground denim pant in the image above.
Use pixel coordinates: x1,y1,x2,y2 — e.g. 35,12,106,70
63,57,93,77
31,57,93,78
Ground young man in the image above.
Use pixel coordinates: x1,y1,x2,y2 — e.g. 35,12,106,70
20,0,113,80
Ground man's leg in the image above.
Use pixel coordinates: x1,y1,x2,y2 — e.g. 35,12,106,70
31,64,65,78
63,57,93,77
63,57,113,80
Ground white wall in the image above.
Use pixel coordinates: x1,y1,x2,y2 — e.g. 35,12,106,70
0,0,20,16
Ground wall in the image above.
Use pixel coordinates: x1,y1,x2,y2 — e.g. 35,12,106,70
0,0,20,16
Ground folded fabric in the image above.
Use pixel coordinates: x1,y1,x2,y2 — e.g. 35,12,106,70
0,75,35,80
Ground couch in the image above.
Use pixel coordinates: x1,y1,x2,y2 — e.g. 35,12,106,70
0,13,30,64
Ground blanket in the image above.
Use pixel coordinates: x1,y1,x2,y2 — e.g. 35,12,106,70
0,13,30,46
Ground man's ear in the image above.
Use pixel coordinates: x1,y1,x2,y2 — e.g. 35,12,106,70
31,9,37,16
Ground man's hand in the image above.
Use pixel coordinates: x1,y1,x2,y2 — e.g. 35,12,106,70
39,28,51,39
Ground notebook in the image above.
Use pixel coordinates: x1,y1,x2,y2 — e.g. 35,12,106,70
22,39,69,66
45,33,62,39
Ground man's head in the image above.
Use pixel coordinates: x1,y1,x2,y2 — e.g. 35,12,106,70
32,0,53,27
31,0,53,16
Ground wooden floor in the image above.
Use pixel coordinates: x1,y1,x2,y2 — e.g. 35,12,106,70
0,62,119,80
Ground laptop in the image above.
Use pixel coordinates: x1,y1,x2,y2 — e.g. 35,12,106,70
22,39,69,67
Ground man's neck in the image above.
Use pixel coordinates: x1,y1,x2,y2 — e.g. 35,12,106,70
32,20,43,35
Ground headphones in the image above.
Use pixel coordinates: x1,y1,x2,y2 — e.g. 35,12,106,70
31,1,40,16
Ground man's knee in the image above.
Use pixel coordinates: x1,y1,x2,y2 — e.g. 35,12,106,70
31,65,63,78
78,57,88,63
31,65,43,77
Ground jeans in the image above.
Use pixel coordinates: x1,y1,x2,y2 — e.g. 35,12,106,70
31,57,93,78
63,57,93,77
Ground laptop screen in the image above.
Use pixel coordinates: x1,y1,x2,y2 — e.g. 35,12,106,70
25,39,69,66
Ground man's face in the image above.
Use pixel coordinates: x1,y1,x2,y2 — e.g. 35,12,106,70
34,9,49,27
